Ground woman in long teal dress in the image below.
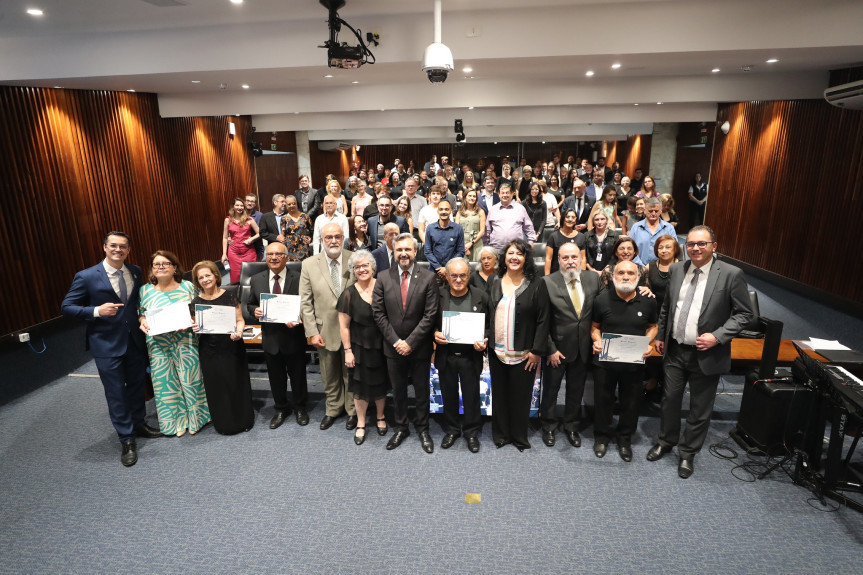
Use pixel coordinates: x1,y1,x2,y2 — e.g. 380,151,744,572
139,250,210,436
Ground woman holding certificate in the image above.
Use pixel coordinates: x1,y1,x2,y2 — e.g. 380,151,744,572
139,251,210,436
488,239,549,451
337,251,388,445
191,260,254,435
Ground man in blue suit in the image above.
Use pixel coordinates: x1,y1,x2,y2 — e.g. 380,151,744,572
61,232,162,467
371,222,400,276
366,196,408,249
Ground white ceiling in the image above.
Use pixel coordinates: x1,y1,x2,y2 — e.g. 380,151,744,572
2,0,862,143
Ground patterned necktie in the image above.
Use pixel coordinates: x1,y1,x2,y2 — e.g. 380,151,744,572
117,269,127,303
272,274,282,294
569,279,582,318
330,259,341,294
401,270,409,309
674,267,702,343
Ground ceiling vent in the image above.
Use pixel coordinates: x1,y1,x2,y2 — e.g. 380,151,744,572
824,79,863,110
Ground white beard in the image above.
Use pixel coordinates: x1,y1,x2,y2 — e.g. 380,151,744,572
613,279,637,294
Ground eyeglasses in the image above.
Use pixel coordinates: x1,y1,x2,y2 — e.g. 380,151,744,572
266,253,287,259
152,262,174,269
323,235,344,241
685,241,712,249
448,273,469,281
353,264,372,271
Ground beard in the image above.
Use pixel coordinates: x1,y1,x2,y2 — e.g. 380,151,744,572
324,244,342,259
613,278,637,295
561,268,579,283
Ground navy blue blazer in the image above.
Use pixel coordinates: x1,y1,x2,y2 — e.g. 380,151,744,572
478,192,500,214
371,245,393,276
61,262,147,358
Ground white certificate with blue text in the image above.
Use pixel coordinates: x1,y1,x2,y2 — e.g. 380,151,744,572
598,333,651,364
442,311,485,345
145,301,193,336
260,293,301,324
195,304,237,334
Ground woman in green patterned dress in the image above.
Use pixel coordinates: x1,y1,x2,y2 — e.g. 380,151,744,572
138,250,210,436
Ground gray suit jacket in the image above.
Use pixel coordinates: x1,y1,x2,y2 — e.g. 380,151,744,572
657,258,754,375
540,269,601,364
299,251,355,352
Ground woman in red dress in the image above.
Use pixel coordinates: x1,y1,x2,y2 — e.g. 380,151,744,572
221,197,260,284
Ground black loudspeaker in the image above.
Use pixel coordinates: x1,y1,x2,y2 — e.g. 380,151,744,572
730,371,812,456
454,119,463,133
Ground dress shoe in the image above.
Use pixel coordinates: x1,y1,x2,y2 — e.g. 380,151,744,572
618,444,633,462
467,436,480,453
376,417,388,436
121,440,138,467
441,433,459,449
678,457,695,479
494,439,511,449
345,415,358,430
565,430,582,448
646,443,672,462
354,427,366,446
269,410,289,430
542,429,555,447
319,415,337,430
419,431,434,454
593,441,608,458
134,423,163,439
386,430,409,450
295,408,309,426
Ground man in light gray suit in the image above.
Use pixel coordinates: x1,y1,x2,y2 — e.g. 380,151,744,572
300,222,357,430
537,242,601,448
647,225,753,478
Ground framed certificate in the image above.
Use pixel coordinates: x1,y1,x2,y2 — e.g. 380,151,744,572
260,293,301,324
194,304,237,334
441,311,485,345
145,300,193,336
598,333,651,364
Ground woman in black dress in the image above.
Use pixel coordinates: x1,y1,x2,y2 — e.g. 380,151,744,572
688,172,708,227
190,260,254,434
522,182,548,239
544,208,586,276
469,245,498,295
337,250,389,445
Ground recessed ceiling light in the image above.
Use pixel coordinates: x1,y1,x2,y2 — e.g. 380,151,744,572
585,70,594,77
462,66,473,73
241,84,250,89
468,106,474,110
351,81,359,84
26,8,43,16
53,86,63,89
633,103,639,106
711,68,721,73
541,141,546,144
324,74,333,78
191,80,201,84
381,109,385,112
657,102,663,105
611,63,621,70
230,0,244,5
127,89,135,92
766,58,779,64
493,142,497,145
294,111,300,115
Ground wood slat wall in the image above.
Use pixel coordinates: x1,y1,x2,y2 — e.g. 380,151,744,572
605,134,652,178
708,100,863,303
0,87,255,336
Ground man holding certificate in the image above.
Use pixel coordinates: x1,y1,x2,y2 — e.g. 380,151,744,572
433,258,489,453
590,260,658,462
248,243,309,430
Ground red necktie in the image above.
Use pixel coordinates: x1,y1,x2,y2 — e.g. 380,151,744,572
401,270,409,309
272,274,281,294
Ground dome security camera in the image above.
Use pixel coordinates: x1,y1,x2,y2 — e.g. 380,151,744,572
422,42,454,83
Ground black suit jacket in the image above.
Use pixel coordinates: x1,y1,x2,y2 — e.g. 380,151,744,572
259,211,283,244
367,214,409,248
433,286,489,373
487,276,550,356
371,245,393,276
539,269,600,364
560,194,596,228
372,264,440,359
247,268,306,355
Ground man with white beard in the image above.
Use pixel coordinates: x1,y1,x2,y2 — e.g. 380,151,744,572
590,260,658,462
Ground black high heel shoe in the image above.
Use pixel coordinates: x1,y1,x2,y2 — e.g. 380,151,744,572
354,426,366,445
376,417,388,436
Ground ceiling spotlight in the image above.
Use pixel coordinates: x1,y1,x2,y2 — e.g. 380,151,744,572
324,74,334,78
711,68,720,73
633,103,639,106
294,111,300,114
356,145,361,151
462,66,473,73
611,63,621,69
351,81,359,84
766,58,779,64
126,89,136,92
53,85,63,89
241,84,250,89
26,8,44,16
657,102,663,105
230,0,244,4
585,70,595,77
541,141,546,144
191,80,201,84
493,142,497,145
468,106,474,110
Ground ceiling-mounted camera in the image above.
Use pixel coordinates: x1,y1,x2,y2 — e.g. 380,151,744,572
422,0,453,83
319,0,376,69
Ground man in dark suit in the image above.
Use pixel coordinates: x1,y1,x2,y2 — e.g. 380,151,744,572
433,258,488,453
248,242,309,429
477,176,500,215
537,242,600,449
372,233,440,453
371,222,400,276
366,196,409,249
648,225,754,478
61,231,162,467
258,193,288,248
559,179,595,232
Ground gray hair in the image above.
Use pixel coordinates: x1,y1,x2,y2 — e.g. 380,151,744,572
644,197,662,209
445,257,470,274
478,245,498,267
394,232,418,251
611,259,642,279
271,193,285,204
347,250,376,280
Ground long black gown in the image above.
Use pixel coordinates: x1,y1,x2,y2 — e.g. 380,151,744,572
192,291,255,434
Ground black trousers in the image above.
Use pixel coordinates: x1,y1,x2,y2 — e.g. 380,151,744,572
659,341,720,458
593,364,643,445
489,353,535,449
539,359,587,432
264,349,308,411
386,354,431,434
439,353,482,438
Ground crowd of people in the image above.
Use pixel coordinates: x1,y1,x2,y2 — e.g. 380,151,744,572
62,154,751,482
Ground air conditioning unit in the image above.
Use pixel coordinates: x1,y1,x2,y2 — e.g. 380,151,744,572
318,141,353,151
824,79,863,110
